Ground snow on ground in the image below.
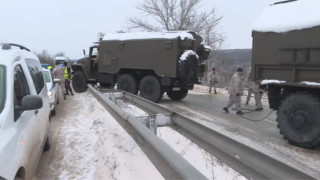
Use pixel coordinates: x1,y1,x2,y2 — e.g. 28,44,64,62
102,91,247,180
252,0,320,33
158,127,247,180
36,92,163,180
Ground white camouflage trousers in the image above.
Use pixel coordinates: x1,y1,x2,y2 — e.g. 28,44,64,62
226,94,242,111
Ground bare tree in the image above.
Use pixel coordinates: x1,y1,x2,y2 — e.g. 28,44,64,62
55,52,66,57
36,50,54,66
129,0,224,49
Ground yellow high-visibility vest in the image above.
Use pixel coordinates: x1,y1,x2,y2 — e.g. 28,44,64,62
64,67,72,80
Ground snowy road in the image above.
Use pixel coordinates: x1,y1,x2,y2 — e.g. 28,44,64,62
33,85,320,179
34,90,246,180
35,92,163,180
159,85,320,178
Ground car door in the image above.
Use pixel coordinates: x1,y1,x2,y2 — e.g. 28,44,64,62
25,59,49,141
10,64,38,177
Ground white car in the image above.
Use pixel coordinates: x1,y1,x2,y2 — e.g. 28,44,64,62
42,68,60,115
0,44,51,180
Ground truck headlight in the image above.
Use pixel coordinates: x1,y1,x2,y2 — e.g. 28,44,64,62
48,91,53,96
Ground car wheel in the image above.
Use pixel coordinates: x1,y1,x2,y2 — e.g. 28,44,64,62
51,107,56,116
139,75,162,102
116,74,138,95
43,129,51,151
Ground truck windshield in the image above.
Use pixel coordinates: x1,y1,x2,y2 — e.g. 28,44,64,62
0,65,6,114
55,60,65,65
42,71,51,83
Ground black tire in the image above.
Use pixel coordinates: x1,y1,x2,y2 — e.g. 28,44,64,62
277,93,320,148
177,54,198,83
117,74,138,95
139,75,162,102
56,95,59,105
43,129,51,151
51,108,56,116
72,71,87,93
167,89,188,101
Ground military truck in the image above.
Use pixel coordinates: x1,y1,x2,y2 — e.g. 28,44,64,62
71,31,210,102
251,0,320,148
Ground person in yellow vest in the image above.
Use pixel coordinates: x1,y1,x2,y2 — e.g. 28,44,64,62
64,62,74,96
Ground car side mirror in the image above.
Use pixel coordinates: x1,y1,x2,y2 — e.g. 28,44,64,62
53,78,61,83
15,95,43,111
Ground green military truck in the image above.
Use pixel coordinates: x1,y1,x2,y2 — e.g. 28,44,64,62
252,0,320,148
71,31,210,102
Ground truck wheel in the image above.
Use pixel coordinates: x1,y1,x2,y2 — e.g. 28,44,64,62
139,75,161,102
167,89,188,101
277,93,320,148
178,54,198,83
117,74,138,95
72,71,87,93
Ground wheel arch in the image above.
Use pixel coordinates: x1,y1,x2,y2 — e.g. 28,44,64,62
15,167,26,179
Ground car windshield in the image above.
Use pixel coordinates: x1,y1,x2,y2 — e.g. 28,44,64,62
0,65,6,114
42,71,51,83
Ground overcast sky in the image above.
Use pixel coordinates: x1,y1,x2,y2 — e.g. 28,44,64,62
0,0,277,59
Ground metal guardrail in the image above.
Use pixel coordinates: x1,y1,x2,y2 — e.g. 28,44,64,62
90,86,316,180
88,85,206,180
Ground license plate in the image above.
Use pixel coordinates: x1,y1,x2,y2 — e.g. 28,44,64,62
172,87,181,91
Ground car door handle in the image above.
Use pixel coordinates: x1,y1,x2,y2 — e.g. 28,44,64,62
35,110,38,115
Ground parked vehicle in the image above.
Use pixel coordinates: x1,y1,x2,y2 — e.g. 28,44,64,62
42,68,60,115
54,56,67,65
72,31,210,102
251,0,320,148
0,43,51,180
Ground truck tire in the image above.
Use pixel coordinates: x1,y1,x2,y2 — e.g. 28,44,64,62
117,74,138,95
277,93,320,148
72,71,87,93
139,75,162,102
178,54,198,83
167,89,188,101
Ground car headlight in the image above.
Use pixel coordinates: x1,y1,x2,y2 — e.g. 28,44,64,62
48,91,53,96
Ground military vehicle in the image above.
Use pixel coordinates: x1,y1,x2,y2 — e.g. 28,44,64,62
251,0,320,148
71,31,210,102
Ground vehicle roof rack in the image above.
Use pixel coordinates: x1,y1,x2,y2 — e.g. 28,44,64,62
273,0,297,5
1,43,30,52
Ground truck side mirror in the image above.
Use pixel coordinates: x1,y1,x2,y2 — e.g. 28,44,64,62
83,49,86,56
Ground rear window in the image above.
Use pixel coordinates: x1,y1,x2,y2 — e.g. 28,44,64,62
43,71,52,83
0,65,6,113
25,59,45,94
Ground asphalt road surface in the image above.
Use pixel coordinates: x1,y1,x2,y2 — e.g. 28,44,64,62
159,86,320,178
